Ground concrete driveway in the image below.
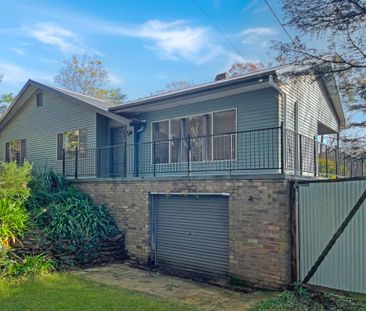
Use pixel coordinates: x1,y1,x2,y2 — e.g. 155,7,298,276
74,263,277,311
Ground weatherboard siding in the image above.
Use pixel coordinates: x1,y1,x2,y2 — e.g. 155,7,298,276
280,75,339,137
0,91,97,172
135,88,281,176
139,88,280,142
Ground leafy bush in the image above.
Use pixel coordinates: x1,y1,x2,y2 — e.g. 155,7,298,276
0,161,32,202
28,170,120,267
0,199,29,250
0,252,54,278
42,197,119,266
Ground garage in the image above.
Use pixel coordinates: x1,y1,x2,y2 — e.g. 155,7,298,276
151,194,229,278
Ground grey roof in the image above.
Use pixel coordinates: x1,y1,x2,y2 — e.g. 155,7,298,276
0,80,129,131
110,64,345,127
110,65,284,112
50,86,116,111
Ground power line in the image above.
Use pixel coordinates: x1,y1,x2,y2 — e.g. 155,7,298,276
192,0,246,62
264,0,296,45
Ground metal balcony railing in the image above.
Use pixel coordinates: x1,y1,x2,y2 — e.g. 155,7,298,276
63,124,365,179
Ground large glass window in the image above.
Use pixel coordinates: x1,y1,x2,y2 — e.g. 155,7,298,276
152,121,169,164
152,109,236,164
213,110,236,160
57,129,87,160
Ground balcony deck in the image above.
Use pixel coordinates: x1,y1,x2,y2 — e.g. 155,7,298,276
63,126,365,180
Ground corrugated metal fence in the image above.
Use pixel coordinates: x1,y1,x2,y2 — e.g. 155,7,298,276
298,178,366,293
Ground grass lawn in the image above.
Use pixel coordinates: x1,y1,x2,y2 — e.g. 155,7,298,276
0,273,195,311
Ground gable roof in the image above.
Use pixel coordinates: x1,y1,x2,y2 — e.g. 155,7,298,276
110,65,345,128
0,80,129,131
110,66,283,115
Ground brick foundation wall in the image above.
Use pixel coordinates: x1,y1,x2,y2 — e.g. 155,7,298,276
74,178,292,289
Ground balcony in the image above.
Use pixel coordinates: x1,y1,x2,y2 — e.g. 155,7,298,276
63,125,365,180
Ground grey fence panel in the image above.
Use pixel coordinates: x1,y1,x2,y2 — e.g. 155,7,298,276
299,179,366,293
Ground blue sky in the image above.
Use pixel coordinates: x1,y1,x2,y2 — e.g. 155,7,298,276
0,0,287,100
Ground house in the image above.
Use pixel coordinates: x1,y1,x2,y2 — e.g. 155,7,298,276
0,80,131,174
0,66,364,289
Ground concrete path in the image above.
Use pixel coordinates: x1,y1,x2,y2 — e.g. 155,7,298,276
74,263,277,311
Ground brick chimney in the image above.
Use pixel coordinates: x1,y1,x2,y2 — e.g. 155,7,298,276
215,72,229,81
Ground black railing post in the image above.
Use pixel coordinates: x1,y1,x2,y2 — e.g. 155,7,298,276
313,138,317,177
123,141,127,177
134,142,139,177
299,134,303,175
335,148,339,178
187,135,191,176
325,146,328,178
229,134,232,175
280,122,285,174
62,148,66,176
74,147,78,179
96,147,100,178
350,159,353,177
362,159,364,177
152,141,156,177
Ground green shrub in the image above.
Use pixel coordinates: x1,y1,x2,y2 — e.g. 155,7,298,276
0,252,54,278
42,197,119,266
27,171,120,266
0,198,29,250
0,161,32,202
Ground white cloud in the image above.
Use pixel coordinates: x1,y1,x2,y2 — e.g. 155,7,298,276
242,0,259,12
108,72,124,86
9,47,26,56
0,63,30,83
101,19,218,64
0,62,52,84
240,27,277,47
241,27,277,36
29,23,85,54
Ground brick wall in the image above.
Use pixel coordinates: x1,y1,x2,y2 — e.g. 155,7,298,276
74,178,292,289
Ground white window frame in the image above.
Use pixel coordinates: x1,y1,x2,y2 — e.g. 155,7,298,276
151,108,237,164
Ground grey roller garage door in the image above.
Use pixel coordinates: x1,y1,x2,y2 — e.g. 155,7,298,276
152,194,229,277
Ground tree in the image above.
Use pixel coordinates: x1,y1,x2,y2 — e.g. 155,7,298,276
0,75,14,117
54,55,126,104
228,62,265,77
275,0,366,154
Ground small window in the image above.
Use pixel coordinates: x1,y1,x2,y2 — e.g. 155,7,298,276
5,139,26,164
36,92,43,107
57,129,87,160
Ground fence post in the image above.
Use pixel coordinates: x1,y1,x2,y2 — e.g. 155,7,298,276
299,134,303,175
74,147,78,179
152,141,156,177
280,122,285,174
187,135,191,176
62,148,66,176
313,138,317,177
325,146,328,178
335,148,339,179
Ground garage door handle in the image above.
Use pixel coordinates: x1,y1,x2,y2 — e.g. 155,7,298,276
186,232,193,236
